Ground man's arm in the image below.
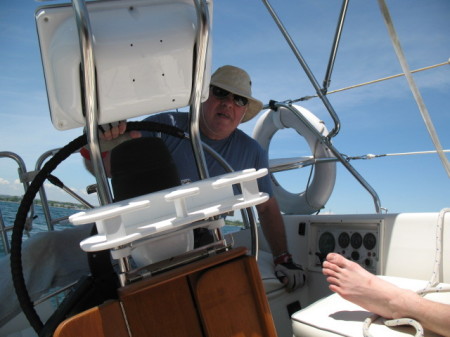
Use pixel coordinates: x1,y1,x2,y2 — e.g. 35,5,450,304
256,197,306,291
255,197,288,257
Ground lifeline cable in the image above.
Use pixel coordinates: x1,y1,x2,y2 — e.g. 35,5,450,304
10,121,185,334
295,60,449,102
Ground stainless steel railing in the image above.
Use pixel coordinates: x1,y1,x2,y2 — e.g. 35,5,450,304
0,151,34,254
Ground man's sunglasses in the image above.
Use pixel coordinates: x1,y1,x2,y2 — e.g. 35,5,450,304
210,86,249,107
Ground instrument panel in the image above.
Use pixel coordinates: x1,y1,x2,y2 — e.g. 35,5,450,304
308,219,383,274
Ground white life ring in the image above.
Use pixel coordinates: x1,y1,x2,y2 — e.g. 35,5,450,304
252,104,336,214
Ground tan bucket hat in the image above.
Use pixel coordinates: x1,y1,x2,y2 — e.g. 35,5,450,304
210,65,263,123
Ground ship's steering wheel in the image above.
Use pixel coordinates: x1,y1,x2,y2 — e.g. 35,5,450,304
10,121,185,336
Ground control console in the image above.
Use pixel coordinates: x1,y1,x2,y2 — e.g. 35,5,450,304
307,219,383,274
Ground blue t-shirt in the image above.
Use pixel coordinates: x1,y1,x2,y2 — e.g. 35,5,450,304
142,112,273,196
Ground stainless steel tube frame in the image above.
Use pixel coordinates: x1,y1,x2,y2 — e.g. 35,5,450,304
270,101,382,214
201,141,259,259
72,0,112,206
189,0,211,181
323,0,349,92
0,151,34,253
260,0,341,140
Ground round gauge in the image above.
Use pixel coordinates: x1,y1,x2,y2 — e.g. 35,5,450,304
363,233,377,250
338,232,350,248
350,232,362,249
318,232,335,255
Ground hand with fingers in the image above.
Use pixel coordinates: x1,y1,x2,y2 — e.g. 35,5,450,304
97,120,127,141
81,120,142,176
274,252,306,292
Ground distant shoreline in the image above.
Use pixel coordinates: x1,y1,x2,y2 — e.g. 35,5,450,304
0,195,88,210
0,195,244,226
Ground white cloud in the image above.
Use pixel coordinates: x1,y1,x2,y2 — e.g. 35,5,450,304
0,178,24,196
0,178,10,185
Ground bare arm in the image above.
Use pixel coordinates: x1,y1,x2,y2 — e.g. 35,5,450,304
255,196,288,257
393,290,450,337
323,253,450,337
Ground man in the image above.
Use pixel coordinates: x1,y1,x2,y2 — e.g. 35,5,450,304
84,65,305,292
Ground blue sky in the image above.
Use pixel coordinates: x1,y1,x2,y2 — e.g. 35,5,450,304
1,0,449,214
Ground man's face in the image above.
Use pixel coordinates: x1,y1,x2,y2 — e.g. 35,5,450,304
200,86,248,140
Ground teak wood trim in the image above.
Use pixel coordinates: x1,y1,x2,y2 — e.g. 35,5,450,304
54,247,278,337
53,300,128,337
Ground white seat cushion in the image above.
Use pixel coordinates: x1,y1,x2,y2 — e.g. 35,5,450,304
257,250,286,295
292,276,450,337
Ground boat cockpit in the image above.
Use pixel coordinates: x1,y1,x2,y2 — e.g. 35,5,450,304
1,1,449,337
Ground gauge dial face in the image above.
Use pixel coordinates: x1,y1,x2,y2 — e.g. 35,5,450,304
338,232,350,248
350,232,362,249
363,233,377,250
319,232,336,255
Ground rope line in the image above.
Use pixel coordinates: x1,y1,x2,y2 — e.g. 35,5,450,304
364,315,425,337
